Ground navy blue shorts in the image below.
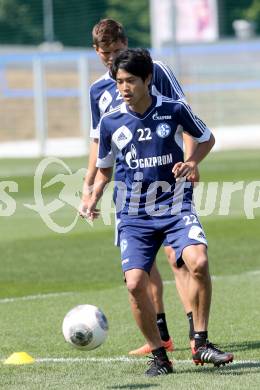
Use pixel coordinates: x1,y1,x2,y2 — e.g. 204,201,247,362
118,206,207,273
115,213,169,247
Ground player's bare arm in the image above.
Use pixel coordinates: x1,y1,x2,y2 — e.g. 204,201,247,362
183,132,200,182
87,167,113,221
173,133,215,180
79,138,99,214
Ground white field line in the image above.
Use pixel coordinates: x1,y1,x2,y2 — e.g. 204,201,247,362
1,356,259,364
0,270,259,304
34,357,260,365
0,292,74,304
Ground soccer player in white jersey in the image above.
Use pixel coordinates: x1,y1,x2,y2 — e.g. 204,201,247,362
80,18,197,355
85,48,234,376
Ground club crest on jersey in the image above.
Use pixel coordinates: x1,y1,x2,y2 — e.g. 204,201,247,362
156,123,171,138
112,126,133,150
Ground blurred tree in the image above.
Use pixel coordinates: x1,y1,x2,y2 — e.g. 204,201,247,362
105,0,150,47
218,0,258,36
243,0,260,33
0,0,107,46
53,0,107,47
0,0,42,44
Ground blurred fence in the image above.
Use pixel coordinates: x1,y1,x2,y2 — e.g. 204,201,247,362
0,39,260,156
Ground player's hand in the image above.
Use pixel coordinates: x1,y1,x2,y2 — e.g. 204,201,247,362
79,195,99,220
78,193,91,218
172,161,197,181
84,198,100,221
79,203,100,221
187,165,200,184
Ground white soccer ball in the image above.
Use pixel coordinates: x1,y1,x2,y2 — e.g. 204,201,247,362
62,304,108,350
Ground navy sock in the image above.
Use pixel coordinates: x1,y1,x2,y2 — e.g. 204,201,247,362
194,331,208,349
156,313,170,342
152,346,169,361
187,312,194,340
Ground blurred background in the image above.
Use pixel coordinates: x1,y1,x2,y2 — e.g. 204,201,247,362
0,0,259,157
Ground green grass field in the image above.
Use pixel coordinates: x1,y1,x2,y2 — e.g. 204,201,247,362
0,150,260,389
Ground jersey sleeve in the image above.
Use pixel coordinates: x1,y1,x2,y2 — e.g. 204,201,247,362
89,86,101,139
152,61,186,100
96,118,114,168
177,101,212,143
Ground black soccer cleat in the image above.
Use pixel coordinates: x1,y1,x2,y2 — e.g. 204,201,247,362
145,356,174,376
192,342,234,367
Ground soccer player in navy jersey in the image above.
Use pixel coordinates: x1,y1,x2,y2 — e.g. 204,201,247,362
80,18,197,355
85,49,234,376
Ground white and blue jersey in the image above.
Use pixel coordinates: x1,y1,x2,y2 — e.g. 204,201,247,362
96,95,211,272
90,61,185,182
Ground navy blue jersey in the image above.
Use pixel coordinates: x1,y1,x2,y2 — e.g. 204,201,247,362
90,61,185,182
97,95,212,216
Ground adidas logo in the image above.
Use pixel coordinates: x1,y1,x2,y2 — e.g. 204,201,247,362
201,351,214,362
198,231,205,239
117,132,127,142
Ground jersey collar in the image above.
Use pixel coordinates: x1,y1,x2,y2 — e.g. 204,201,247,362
120,95,162,117
105,71,114,80
155,94,163,107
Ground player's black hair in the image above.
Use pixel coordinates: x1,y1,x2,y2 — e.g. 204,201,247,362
111,48,153,82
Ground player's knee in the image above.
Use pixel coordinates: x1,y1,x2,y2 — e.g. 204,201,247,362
192,254,209,279
170,260,179,272
164,246,176,266
126,278,144,296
